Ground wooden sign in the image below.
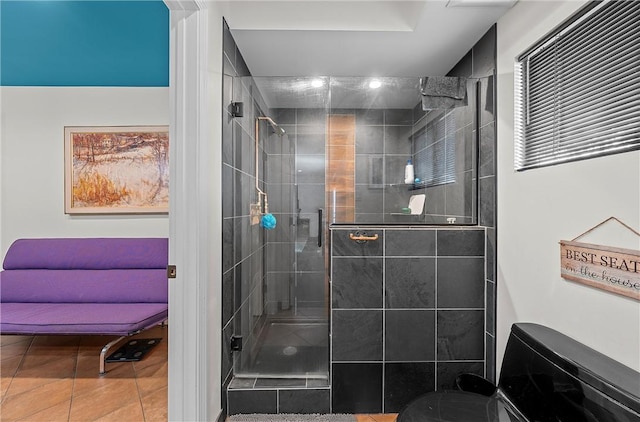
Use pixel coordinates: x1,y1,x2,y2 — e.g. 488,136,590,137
560,240,640,301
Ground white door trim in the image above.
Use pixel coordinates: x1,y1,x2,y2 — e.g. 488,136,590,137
165,1,222,420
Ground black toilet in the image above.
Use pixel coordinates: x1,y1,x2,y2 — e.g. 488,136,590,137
398,323,640,422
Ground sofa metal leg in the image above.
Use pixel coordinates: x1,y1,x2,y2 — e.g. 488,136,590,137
100,336,127,375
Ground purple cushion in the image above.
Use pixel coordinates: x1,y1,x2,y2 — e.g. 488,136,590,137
3,238,168,270
0,269,167,303
0,303,168,335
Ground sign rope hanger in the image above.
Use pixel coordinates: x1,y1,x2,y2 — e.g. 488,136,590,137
572,216,640,242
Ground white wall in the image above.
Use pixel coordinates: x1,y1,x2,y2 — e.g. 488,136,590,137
496,0,640,372
0,87,169,257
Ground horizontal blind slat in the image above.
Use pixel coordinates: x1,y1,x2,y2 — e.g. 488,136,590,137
515,0,640,171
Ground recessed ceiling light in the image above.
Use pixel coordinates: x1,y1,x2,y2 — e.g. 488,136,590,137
369,79,382,89
311,79,324,88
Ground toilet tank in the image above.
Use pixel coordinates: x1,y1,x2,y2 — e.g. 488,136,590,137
498,323,640,422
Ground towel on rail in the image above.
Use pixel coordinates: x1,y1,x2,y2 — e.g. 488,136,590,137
420,76,468,110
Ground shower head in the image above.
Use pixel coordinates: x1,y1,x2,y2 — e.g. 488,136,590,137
258,116,286,136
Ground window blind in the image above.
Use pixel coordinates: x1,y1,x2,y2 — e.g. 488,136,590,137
414,110,457,187
514,0,640,171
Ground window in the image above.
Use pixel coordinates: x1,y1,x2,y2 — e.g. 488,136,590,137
413,110,457,187
514,0,640,171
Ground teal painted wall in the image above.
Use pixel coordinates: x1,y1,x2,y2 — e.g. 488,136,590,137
0,1,168,86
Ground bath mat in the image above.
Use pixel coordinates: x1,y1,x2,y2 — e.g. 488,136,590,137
105,338,161,362
228,414,355,422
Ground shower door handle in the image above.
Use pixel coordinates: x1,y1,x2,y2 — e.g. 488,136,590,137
318,208,323,247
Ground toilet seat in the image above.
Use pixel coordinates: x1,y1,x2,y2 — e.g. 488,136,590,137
397,390,527,422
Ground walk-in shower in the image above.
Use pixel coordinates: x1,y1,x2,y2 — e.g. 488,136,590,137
226,76,483,382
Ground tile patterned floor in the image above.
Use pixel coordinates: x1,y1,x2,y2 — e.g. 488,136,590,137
1,325,396,421
0,325,168,421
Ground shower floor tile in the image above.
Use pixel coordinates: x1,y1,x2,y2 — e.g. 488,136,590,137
243,321,329,376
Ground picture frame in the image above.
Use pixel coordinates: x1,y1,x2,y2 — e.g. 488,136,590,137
64,125,169,214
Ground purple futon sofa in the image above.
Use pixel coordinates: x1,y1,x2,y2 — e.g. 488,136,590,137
0,238,168,374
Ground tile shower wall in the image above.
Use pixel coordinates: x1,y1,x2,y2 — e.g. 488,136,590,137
330,227,486,413
222,20,271,412
441,24,497,382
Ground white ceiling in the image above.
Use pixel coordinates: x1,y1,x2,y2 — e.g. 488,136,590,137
222,0,517,78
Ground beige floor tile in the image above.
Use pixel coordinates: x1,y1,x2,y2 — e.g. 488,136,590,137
16,399,72,422
135,361,168,398
140,385,168,422
0,338,32,361
5,375,72,398
69,378,139,421
0,336,33,347
0,378,73,421
13,355,76,379
92,399,145,422
1,355,23,381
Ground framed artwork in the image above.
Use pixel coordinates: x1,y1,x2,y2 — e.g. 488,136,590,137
64,126,169,214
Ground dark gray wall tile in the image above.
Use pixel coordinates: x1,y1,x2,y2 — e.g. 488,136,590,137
228,390,277,415
279,389,330,414
222,323,233,384
479,75,495,127
444,172,473,217
386,258,435,308
455,124,474,173
356,108,384,126
384,126,413,154
355,154,384,186
332,230,383,256
222,21,235,60
424,185,446,215
486,228,495,282
356,126,384,154
332,310,382,361
448,51,472,77
436,361,484,390
437,257,485,308
386,310,435,361
332,363,383,414
222,218,235,274
479,176,495,228
384,155,410,186
296,273,326,304
273,108,296,125
385,230,436,256
486,280,495,335
298,184,325,213
479,121,495,178
297,124,326,154
297,108,326,125
355,185,384,215
297,249,325,272
384,362,435,413
486,333,496,384
222,270,234,326
437,310,485,360
437,229,484,256
332,257,383,308
296,154,325,184
222,164,234,218
385,109,414,126
471,25,496,79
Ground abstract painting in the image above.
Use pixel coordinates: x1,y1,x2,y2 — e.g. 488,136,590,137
65,126,169,214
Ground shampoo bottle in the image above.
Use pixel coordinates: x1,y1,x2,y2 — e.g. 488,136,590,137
404,160,414,184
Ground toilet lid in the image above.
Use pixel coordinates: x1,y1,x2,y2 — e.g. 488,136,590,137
397,390,527,422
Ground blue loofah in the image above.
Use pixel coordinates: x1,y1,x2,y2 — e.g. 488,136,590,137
260,213,277,230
